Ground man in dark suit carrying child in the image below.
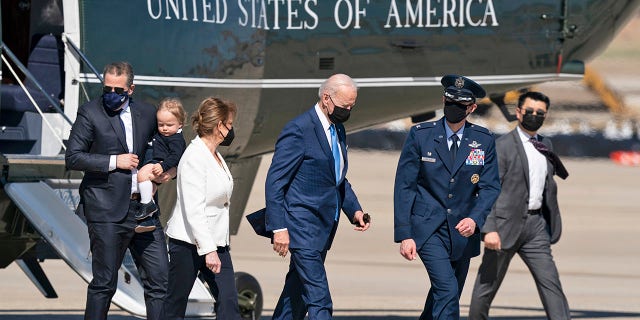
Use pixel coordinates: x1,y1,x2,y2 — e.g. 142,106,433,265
65,61,169,320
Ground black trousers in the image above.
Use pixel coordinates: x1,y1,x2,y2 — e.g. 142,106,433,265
165,238,241,320
85,199,169,320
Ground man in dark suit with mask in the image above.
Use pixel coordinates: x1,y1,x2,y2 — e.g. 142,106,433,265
469,91,571,320
394,75,501,319
265,73,371,320
65,61,169,320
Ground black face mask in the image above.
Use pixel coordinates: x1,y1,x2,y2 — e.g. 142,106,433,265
220,126,235,146
329,106,351,124
521,113,545,131
443,101,469,123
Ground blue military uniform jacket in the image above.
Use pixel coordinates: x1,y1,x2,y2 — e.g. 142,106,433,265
394,117,500,260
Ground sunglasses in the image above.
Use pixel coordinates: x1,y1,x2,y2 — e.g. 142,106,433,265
523,107,546,117
103,86,128,95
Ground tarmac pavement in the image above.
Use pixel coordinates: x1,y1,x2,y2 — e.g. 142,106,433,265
1,150,639,319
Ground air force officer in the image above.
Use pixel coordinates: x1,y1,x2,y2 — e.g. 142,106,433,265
394,75,501,319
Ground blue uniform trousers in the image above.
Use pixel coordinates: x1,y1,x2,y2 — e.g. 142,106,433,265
419,222,471,320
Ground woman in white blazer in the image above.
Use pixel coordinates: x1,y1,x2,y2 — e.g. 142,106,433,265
165,97,242,320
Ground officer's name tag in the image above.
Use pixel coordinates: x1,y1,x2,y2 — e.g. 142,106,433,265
421,156,436,163
466,149,485,165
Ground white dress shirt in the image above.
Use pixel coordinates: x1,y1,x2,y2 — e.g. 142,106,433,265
314,104,344,177
108,101,138,194
517,126,547,210
166,135,233,256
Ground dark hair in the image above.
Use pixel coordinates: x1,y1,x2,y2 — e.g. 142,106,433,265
103,62,134,86
517,91,550,109
191,97,237,137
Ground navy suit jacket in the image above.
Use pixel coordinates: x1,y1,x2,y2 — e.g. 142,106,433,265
65,97,157,223
394,118,501,260
265,107,362,251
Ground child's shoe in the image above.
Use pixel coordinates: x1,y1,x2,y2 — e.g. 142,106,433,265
134,201,158,220
135,215,157,233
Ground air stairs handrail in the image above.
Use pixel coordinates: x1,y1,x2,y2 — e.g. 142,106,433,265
1,42,72,125
62,35,104,84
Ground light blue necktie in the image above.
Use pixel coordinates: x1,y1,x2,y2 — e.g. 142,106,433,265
330,124,340,220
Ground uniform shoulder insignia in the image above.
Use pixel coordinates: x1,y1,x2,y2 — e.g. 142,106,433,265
414,121,436,131
468,123,492,136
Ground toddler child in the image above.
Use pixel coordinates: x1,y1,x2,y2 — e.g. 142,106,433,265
135,97,187,233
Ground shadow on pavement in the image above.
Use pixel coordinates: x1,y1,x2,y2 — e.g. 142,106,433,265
1,306,639,319
465,305,640,319
0,310,135,320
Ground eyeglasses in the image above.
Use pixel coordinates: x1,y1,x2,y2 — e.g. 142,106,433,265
328,95,355,109
522,107,546,117
103,86,128,95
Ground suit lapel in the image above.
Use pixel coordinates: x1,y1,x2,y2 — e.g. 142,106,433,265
101,100,128,151
433,120,453,173
337,123,347,183
309,110,335,180
130,102,142,154
512,129,530,190
452,126,472,174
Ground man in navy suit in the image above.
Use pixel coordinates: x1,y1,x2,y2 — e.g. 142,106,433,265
65,62,169,320
265,73,371,320
394,75,501,319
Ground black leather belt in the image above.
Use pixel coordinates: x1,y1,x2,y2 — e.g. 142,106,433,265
130,193,141,201
528,209,541,215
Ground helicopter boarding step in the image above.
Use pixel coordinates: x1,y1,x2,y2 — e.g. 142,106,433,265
4,181,216,318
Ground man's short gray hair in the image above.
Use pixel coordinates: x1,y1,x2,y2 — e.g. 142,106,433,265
318,74,358,98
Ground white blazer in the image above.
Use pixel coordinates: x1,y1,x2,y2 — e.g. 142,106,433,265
166,135,233,256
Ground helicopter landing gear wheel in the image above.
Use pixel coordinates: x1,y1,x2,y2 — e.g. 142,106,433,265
235,271,262,320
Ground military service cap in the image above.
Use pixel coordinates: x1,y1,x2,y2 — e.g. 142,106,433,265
441,75,486,103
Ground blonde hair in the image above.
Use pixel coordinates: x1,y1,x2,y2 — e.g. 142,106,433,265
158,97,187,124
191,97,237,137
